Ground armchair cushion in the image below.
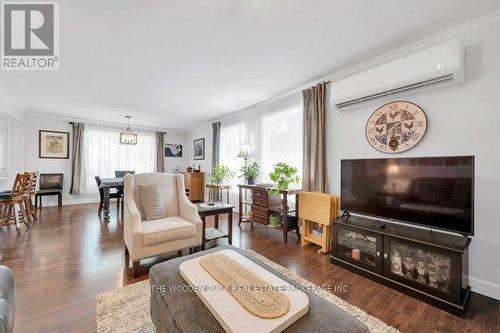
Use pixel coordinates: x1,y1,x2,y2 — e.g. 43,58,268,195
142,216,196,246
137,184,167,221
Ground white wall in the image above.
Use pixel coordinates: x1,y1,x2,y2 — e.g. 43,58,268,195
327,17,500,299
23,115,99,205
187,123,213,175
164,131,189,173
0,111,25,191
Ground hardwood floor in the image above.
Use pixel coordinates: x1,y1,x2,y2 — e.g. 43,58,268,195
0,203,498,333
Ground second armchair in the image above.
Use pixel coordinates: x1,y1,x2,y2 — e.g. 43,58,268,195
123,173,202,277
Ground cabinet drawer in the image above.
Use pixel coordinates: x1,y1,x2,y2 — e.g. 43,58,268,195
252,206,268,217
252,198,268,207
252,213,268,225
253,189,268,200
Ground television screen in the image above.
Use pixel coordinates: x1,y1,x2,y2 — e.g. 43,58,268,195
341,156,474,235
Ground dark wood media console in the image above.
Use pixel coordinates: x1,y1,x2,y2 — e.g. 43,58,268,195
330,214,471,316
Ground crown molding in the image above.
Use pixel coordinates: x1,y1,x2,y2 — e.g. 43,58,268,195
24,111,188,134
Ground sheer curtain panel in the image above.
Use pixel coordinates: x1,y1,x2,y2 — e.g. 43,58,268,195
219,93,303,207
82,125,156,193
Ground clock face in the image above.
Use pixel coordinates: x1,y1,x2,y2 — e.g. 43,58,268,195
366,101,427,153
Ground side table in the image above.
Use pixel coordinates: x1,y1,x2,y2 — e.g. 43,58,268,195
196,202,234,250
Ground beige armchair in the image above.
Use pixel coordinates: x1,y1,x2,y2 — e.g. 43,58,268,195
123,173,202,277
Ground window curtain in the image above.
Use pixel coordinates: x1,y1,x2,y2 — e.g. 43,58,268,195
302,82,329,192
82,125,156,193
219,93,303,206
211,122,221,172
259,95,303,183
156,132,165,172
69,123,84,195
220,113,247,204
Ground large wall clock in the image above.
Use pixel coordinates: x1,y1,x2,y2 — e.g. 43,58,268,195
366,101,427,153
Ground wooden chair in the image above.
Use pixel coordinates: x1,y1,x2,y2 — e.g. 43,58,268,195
0,173,33,233
298,191,339,254
24,171,38,223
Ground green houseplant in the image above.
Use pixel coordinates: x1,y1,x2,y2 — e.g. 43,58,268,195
209,164,234,184
268,162,300,196
239,162,260,185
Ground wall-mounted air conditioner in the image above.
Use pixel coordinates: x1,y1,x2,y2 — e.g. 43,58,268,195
332,39,465,109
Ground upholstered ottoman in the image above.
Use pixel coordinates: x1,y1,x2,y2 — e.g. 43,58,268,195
149,246,369,333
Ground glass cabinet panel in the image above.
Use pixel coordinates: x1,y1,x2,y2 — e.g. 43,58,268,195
388,240,451,293
337,228,378,267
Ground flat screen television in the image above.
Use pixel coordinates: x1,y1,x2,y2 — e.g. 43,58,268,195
341,156,474,235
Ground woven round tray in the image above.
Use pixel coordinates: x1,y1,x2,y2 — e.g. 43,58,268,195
199,253,290,319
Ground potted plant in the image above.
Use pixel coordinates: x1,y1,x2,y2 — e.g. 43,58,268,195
239,162,260,185
209,164,234,184
268,214,280,228
268,162,300,196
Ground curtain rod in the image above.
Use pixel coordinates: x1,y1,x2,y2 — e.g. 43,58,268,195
68,121,166,134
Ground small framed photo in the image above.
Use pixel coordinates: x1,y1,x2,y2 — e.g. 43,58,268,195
39,130,69,159
193,138,205,160
165,143,183,157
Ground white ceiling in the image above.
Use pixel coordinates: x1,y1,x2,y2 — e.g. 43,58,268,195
1,0,499,130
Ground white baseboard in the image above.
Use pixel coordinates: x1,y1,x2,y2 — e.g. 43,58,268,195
37,195,100,207
469,276,500,301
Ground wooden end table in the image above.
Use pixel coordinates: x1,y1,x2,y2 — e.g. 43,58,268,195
196,202,234,250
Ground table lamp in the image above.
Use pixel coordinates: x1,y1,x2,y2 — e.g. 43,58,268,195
237,144,251,160
238,144,251,187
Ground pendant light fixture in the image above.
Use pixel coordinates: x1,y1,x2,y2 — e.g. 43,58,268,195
120,115,137,145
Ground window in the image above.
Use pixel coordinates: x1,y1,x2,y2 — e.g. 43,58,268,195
260,97,303,183
82,125,156,192
219,93,303,205
0,125,7,176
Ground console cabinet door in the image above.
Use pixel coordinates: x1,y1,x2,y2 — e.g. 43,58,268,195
382,236,462,304
333,225,383,274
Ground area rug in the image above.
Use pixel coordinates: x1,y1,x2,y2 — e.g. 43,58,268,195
96,250,400,333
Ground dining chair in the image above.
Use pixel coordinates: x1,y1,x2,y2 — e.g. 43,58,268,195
114,170,135,178
95,176,122,215
0,173,33,233
35,173,64,209
24,171,39,223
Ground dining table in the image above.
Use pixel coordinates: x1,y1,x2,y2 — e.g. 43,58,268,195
99,177,124,221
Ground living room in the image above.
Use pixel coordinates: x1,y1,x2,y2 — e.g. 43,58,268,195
0,1,499,333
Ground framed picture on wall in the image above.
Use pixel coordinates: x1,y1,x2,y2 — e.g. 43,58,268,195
39,130,69,159
165,143,183,157
193,138,205,160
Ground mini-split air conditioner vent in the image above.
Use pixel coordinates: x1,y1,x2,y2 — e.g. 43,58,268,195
333,39,465,109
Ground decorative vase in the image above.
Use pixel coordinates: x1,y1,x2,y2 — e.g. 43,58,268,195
247,176,255,185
